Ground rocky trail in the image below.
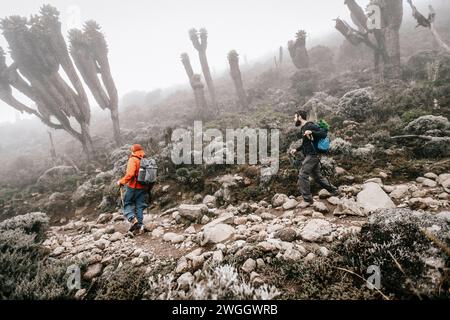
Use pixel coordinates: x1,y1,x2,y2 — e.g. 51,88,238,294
42,171,450,299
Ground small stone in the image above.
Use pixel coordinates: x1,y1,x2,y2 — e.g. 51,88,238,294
327,196,341,206
131,257,144,266
105,225,115,234
88,254,102,265
283,199,298,210
185,226,196,234
283,248,303,261
234,217,248,225
109,232,123,242
212,250,224,263
96,213,113,224
312,212,324,218
74,288,86,300
382,185,396,193
202,195,217,208
389,185,410,200
152,227,164,238
163,232,185,244
202,223,235,245
51,246,65,257
312,201,329,213
241,258,256,273
83,263,103,281
177,272,194,291
318,189,331,199
318,246,329,257
257,241,277,252
300,219,332,242
256,258,265,269
145,222,158,232
260,212,276,220
272,193,288,207
275,228,297,242
201,215,210,224
379,172,388,179
421,178,437,188
304,252,316,262
424,172,438,180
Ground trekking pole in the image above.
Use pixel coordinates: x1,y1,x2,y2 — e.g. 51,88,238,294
119,186,125,208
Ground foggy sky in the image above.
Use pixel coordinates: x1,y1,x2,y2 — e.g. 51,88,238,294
0,0,374,122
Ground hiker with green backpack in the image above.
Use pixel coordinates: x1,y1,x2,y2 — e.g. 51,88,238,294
289,110,339,207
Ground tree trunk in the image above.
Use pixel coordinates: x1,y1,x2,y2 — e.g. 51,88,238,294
80,122,95,158
191,74,209,120
199,50,217,107
374,0,403,79
228,50,248,108
47,131,57,165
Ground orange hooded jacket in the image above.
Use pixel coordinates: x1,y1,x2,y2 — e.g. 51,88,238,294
119,149,146,189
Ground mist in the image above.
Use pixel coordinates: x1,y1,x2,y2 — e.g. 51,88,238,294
0,0,375,123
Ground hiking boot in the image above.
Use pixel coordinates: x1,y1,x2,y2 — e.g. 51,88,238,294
329,188,341,197
128,217,139,232
136,225,145,236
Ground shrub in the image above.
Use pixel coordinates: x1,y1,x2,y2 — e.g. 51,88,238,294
330,138,352,155
290,69,320,99
336,208,449,299
338,88,374,122
401,108,428,123
404,115,450,135
87,263,149,300
0,212,49,242
0,212,74,299
145,264,280,300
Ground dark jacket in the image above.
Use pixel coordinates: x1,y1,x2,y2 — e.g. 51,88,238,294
296,122,327,156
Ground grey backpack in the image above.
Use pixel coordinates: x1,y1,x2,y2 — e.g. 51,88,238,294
137,158,158,185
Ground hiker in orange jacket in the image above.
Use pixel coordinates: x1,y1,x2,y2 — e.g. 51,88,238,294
117,144,148,233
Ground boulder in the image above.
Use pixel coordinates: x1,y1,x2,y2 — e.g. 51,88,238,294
357,182,395,214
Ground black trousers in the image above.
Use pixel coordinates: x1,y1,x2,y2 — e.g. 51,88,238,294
298,155,335,201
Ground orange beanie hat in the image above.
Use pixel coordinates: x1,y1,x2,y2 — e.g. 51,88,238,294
131,144,143,152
